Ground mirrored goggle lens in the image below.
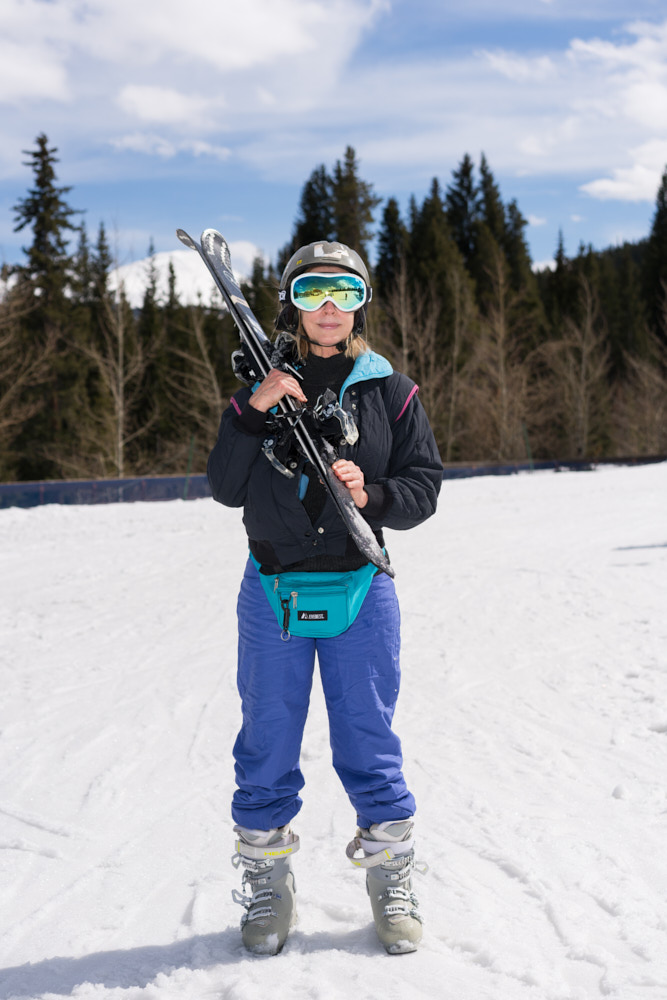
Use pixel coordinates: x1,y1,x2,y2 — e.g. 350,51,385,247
290,273,367,312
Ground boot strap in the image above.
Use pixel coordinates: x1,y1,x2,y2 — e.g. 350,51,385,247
234,830,300,861
346,837,406,869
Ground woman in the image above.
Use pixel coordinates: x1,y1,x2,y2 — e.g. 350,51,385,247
207,240,442,955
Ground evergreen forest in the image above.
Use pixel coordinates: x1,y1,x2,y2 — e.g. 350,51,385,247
2,134,666,483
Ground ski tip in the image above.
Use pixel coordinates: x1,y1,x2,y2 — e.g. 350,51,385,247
176,229,197,250
201,229,232,270
201,228,225,251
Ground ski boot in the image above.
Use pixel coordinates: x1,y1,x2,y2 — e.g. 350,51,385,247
346,819,425,954
232,824,299,955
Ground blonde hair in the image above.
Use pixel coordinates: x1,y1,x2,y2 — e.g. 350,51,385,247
282,314,369,361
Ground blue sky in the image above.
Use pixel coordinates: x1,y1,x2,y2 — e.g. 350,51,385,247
2,0,667,274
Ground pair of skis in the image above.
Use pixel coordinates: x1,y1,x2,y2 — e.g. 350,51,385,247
177,228,393,578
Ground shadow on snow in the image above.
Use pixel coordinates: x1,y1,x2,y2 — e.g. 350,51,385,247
0,925,381,997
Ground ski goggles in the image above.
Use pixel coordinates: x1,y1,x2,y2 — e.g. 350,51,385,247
287,272,369,312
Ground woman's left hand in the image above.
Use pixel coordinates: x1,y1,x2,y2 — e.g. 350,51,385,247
331,459,368,509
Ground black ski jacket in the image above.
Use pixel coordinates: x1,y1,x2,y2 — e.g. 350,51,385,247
207,351,443,571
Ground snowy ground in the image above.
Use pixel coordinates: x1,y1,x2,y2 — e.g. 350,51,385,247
0,463,666,1000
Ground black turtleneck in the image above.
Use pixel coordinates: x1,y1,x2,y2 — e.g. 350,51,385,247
298,352,354,406
297,353,355,529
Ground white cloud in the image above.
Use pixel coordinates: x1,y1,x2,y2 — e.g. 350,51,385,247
117,85,223,128
0,0,337,71
580,139,667,202
517,116,582,160
621,80,667,130
256,87,278,108
481,50,556,83
188,141,231,161
0,0,386,99
0,0,389,182
77,0,382,72
580,164,662,202
110,133,230,160
528,215,547,226
0,40,69,103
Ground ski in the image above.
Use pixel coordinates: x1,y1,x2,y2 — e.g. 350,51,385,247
176,227,394,578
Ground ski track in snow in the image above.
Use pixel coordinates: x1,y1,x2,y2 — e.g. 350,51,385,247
0,464,665,1000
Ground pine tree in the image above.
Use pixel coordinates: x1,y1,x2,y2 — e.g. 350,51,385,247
167,260,179,313
408,178,458,290
134,241,167,469
375,198,408,304
243,257,278,334
71,226,93,306
406,178,474,358
477,153,505,245
538,230,571,333
92,222,113,302
642,166,667,344
445,153,480,265
277,165,335,272
10,134,86,478
0,279,55,480
12,134,79,318
503,199,546,342
469,155,506,307
614,244,648,363
504,201,531,288
331,146,380,256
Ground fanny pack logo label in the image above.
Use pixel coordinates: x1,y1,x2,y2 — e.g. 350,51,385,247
298,610,328,621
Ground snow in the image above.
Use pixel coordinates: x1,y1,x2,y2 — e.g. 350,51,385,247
0,463,666,1000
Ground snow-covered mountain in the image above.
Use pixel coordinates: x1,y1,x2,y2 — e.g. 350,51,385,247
108,241,264,309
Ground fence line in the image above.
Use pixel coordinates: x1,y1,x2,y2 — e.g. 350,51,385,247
0,457,664,510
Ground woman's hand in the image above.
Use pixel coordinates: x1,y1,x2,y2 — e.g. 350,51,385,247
248,368,307,412
332,459,368,509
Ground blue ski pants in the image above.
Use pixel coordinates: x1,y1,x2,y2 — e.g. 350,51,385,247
232,558,416,831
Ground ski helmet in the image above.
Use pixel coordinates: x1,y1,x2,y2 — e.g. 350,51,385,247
280,241,371,292
276,240,372,341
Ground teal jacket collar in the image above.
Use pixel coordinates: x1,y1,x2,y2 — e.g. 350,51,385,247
340,350,393,401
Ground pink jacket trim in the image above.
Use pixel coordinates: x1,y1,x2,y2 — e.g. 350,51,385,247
395,385,419,423
231,396,243,416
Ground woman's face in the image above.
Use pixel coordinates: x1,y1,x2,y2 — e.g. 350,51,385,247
298,266,357,358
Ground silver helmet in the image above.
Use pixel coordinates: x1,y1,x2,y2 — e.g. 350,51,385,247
280,241,371,293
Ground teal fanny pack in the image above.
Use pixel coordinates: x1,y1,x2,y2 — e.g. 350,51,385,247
250,554,379,640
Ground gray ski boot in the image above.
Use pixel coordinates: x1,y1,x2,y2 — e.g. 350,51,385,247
232,824,299,955
346,819,425,954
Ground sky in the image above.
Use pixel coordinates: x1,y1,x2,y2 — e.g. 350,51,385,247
2,0,667,275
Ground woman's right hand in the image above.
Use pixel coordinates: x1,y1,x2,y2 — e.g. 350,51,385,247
248,368,308,413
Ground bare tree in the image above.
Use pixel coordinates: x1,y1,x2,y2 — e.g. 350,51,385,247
460,249,532,462
442,265,476,462
55,281,159,479
162,304,228,466
374,258,451,451
611,319,667,456
533,275,610,458
0,285,56,478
